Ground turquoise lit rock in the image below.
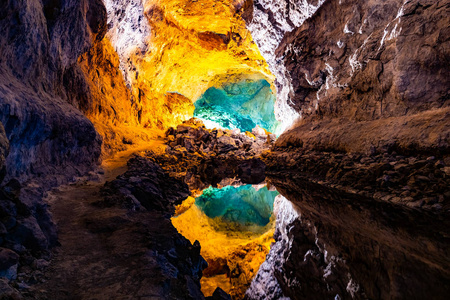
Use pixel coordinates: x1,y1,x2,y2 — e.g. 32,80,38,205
194,79,280,133
195,184,279,227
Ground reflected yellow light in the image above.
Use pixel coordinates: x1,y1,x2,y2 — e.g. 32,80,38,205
172,197,274,299
77,0,273,155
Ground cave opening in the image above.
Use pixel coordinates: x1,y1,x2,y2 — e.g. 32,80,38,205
193,77,280,134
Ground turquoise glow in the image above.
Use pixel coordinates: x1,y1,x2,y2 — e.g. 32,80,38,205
195,184,279,227
194,79,280,133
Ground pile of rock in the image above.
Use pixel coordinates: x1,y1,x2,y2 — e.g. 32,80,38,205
265,149,450,211
99,155,231,300
149,119,275,189
101,155,191,214
165,119,275,158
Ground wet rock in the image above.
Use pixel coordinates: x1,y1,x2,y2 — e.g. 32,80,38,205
250,177,450,300
265,148,450,211
154,119,273,189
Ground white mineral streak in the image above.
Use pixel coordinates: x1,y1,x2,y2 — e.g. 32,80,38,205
247,0,325,133
104,0,151,85
378,0,408,50
346,276,361,298
344,22,355,35
245,195,299,300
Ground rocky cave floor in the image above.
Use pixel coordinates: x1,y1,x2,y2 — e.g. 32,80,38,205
1,119,449,299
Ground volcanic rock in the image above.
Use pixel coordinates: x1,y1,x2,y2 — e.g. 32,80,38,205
246,0,450,154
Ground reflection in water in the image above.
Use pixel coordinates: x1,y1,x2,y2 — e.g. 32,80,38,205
172,183,278,299
247,175,450,300
196,185,278,228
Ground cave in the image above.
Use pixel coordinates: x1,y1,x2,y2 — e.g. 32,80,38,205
193,77,280,134
0,0,449,299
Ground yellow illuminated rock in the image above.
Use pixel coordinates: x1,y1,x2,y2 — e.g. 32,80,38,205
77,38,155,155
78,0,274,155
172,199,274,299
135,0,274,128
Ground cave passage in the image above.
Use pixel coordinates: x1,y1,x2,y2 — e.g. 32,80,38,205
193,78,280,134
171,183,278,298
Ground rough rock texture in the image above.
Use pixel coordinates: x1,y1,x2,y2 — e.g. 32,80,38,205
75,36,145,155
149,119,274,190
264,149,450,211
0,122,58,297
0,179,58,296
0,122,8,184
101,156,192,215
0,0,108,296
98,0,274,134
28,157,210,299
247,176,450,300
246,0,450,152
104,0,151,86
0,0,105,183
244,0,326,131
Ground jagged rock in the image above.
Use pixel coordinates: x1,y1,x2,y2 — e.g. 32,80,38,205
246,0,450,153
264,148,450,211
0,0,104,184
156,119,275,189
247,179,450,300
101,156,190,214
94,157,209,299
217,136,239,153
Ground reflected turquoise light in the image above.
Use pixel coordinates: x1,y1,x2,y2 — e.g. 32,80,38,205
195,184,279,227
193,79,280,133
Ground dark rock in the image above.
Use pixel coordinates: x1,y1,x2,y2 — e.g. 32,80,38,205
0,248,19,271
248,176,450,300
265,148,450,211
0,0,103,184
0,122,8,185
238,159,266,184
0,278,22,300
101,156,190,214
253,0,449,155
0,248,19,280
217,136,238,153
207,287,232,300
6,217,49,252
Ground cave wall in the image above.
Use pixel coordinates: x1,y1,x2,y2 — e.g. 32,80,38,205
0,122,8,183
0,0,107,183
246,0,450,153
103,0,275,131
247,178,450,300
